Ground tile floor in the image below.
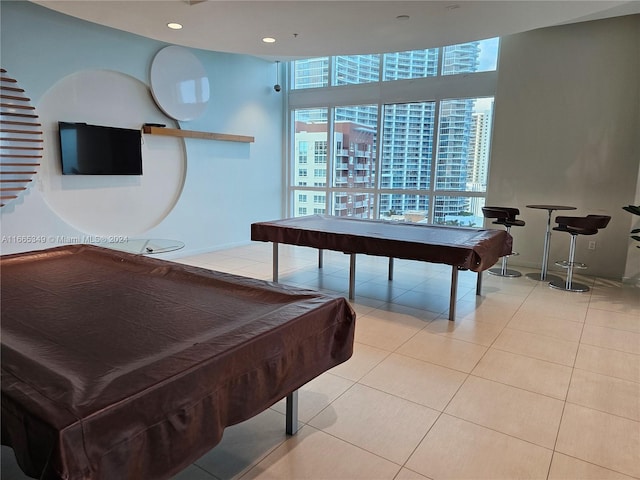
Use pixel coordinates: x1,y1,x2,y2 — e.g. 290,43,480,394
2,242,639,480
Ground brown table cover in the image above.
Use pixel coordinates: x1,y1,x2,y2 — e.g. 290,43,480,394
1,245,355,480
251,215,512,272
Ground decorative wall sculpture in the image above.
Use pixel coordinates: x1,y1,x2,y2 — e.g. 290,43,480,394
0,68,43,208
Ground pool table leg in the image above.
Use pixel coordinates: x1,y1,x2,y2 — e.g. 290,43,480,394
285,390,299,435
272,242,279,282
449,266,458,321
348,253,356,300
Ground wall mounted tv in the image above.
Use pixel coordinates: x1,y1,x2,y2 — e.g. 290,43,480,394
58,122,143,175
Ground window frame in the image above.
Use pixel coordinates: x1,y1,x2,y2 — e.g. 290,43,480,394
287,40,499,223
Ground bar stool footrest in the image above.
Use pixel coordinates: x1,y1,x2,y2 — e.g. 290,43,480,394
554,260,588,269
488,267,522,278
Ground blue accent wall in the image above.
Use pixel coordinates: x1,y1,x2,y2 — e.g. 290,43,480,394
1,1,284,256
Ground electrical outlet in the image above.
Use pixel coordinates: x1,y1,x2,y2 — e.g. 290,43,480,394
588,241,596,250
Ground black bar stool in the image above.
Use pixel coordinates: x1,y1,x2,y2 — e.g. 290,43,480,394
482,206,526,277
549,214,611,292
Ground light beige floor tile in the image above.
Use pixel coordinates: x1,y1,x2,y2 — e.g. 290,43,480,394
581,324,640,355
517,296,589,323
271,372,354,423
493,328,579,366
329,341,390,382
405,414,553,480
237,262,276,280
556,403,640,478
444,376,564,448
174,256,209,267
567,369,640,421
479,276,536,297
508,311,583,342
472,349,572,399
308,384,439,464
391,289,452,315
574,344,640,383
446,296,485,319
349,297,387,316
241,425,400,480
353,279,411,303
396,330,487,373
548,452,637,480
287,272,349,296
411,277,475,299
455,303,515,327
355,308,430,352
365,268,431,290
360,352,467,411
203,255,262,272
466,290,527,311
193,409,287,480
370,302,439,322
589,286,640,316
393,468,432,480
586,308,640,334
423,317,504,346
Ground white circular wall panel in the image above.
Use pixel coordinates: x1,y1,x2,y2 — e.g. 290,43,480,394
150,46,210,121
38,69,186,236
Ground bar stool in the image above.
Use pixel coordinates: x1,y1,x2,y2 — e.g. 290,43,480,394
482,206,526,277
549,214,611,292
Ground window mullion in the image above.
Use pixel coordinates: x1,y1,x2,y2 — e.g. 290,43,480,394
325,109,335,216
372,103,384,218
429,99,441,224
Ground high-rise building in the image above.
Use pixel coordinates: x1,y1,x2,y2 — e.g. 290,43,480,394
468,109,491,186
465,102,493,218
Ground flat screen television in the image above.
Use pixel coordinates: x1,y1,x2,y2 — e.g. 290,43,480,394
58,122,143,175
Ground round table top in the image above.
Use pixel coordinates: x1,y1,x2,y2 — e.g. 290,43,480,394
526,204,577,211
101,238,185,255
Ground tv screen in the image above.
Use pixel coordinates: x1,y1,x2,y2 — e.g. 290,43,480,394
58,122,143,175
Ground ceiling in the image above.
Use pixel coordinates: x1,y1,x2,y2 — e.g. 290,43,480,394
33,1,640,60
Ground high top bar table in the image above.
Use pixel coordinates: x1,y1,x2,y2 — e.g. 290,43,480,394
525,204,576,281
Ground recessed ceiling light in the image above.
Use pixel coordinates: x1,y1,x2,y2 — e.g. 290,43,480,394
167,22,183,30
262,37,276,44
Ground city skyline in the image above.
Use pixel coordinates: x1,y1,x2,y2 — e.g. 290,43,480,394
292,39,496,225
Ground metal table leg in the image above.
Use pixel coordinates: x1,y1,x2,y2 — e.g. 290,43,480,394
449,266,458,321
272,242,279,282
348,253,356,300
285,390,299,435
526,208,562,283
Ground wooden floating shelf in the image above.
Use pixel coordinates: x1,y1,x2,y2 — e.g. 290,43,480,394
142,126,254,143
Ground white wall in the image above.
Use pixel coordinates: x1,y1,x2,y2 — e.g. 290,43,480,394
488,15,640,281
0,1,285,258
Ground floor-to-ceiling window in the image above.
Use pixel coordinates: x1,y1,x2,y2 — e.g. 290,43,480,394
288,38,499,225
